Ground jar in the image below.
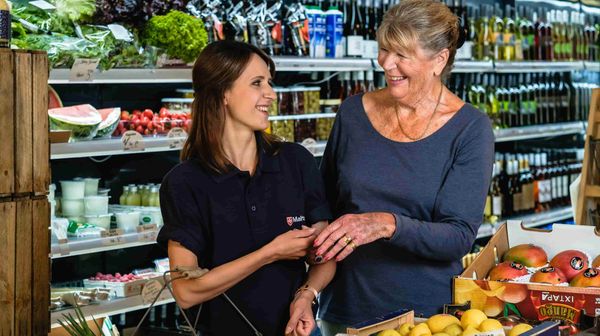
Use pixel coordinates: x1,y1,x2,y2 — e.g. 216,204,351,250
277,88,291,115
270,120,295,142
176,89,194,98
304,87,321,114
270,88,284,116
294,119,316,142
290,87,305,114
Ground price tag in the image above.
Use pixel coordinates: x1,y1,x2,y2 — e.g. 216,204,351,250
141,280,163,305
167,127,188,149
58,244,70,256
29,0,56,10
121,130,145,151
69,58,99,82
103,235,124,246
107,24,133,42
136,224,158,233
101,228,124,237
301,138,318,156
138,231,157,243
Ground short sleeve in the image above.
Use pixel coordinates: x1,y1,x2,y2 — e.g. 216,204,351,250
156,174,207,259
294,145,332,224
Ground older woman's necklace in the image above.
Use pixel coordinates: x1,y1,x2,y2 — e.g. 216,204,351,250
395,86,444,141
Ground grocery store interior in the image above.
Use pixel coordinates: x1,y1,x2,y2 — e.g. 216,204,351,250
0,0,600,334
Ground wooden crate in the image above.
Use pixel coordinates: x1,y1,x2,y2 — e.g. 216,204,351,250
0,50,14,198
576,88,600,225
32,198,50,336
0,201,16,336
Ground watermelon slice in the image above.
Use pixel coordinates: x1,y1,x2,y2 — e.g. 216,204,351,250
95,107,121,138
48,104,102,141
48,85,63,109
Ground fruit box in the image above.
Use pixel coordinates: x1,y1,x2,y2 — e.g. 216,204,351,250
336,309,559,336
104,278,146,297
453,220,600,329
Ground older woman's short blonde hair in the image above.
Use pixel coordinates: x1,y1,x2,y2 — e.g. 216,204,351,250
377,0,461,78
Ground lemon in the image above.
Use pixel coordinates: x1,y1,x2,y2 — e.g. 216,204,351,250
432,333,450,336
460,309,487,329
427,314,461,334
443,323,463,336
408,322,432,336
378,330,402,336
479,319,504,332
397,322,415,336
461,325,480,336
507,323,532,336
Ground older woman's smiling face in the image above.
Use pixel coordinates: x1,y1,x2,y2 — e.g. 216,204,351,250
377,43,446,105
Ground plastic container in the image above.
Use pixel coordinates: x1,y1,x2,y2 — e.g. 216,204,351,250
61,198,85,217
83,178,100,196
116,211,141,232
161,98,193,115
60,181,85,199
140,208,163,226
105,279,145,297
325,7,344,58
84,196,110,216
83,213,113,230
97,188,110,196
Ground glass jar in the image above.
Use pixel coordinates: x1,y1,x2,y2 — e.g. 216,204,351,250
126,186,142,206
290,87,305,114
119,186,129,205
278,88,291,115
270,120,295,142
304,87,321,114
294,119,316,142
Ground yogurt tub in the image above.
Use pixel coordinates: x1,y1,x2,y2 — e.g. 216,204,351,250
61,198,85,217
140,208,163,226
115,212,141,233
60,181,85,199
97,188,110,196
84,196,110,216
83,178,101,196
83,214,113,230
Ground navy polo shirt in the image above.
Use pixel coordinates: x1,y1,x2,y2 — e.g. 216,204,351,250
157,140,331,336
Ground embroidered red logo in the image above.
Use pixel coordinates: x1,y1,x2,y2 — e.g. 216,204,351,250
286,217,293,226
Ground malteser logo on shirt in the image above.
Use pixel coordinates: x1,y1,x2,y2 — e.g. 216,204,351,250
286,216,305,226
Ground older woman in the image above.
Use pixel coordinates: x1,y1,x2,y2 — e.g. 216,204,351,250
313,0,494,334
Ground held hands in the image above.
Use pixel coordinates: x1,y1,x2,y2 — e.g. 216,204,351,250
264,226,316,262
285,291,316,336
313,212,396,262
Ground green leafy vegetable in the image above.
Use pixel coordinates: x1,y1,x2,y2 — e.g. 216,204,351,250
143,10,207,63
53,0,96,23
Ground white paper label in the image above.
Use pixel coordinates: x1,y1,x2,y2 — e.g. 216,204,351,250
363,40,379,59
101,228,124,237
102,235,124,246
136,223,158,232
138,230,158,243
346,35,364,57
69,58,99,82
301,138,318,156
167,127,188,149
108,24,133,42
141,280,163,305
562,175,569,197
492,196,502,216
29,0,56,10
456,41,474,60
121,130,145,151
539,180,552,203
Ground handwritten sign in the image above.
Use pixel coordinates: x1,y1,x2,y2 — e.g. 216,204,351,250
121,130,145,151
167,127,188,149
141,280,163,305
101,228,124,237
136,224,158,233
102,235,124,246
69,58,100,82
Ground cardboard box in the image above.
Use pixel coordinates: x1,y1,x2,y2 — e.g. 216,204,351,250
453,220,600,329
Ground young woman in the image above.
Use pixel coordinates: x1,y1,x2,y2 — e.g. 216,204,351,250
157,40,336,336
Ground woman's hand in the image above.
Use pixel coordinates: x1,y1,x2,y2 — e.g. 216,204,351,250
262,226,316,262
285,292,316,336
313,212,396,262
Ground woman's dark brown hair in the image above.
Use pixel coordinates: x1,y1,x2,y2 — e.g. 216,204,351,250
181,40,280,174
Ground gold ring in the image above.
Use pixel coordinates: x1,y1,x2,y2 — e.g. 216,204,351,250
342,235,352,245
348,242,357,250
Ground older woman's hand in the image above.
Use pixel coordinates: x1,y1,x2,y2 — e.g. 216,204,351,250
313,212,396,262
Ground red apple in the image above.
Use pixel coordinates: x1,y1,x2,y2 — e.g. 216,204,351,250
569,268,600,287
530,266,567,284
488,261,528,281
550,250,589,281
503,244,548,267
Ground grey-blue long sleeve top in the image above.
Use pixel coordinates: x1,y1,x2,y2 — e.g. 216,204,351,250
318,93,494,324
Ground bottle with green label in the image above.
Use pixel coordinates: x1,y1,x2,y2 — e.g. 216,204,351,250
0,0,10,48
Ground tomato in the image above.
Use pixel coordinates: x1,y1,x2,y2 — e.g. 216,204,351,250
134,119,142,128
120,111,130,120
147,121,154,131
159,107,169,118
143,109,154,119
140,116,150,127
136,125,144,134
144,129,151,136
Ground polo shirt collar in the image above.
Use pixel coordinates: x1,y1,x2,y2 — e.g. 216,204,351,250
210,135,280,183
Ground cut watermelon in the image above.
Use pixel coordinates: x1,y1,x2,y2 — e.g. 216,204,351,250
48,85,63,109
95,107,121,138
48,104,102,140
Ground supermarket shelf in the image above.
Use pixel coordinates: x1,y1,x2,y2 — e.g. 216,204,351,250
272,56,373,72
269,113,336,121
49,68,192,84
493,122,585,142
476,206,573,239
493,61,585,73
453,60,495,73
584,61,600,72
51,229,159,259
50,290,174,327
51,136,184,160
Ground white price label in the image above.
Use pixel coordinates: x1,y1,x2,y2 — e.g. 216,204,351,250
301,138,318,156
167,127,188,149
108,24,133,42
29,0,56,10
69,58,99,82
137,223,158,233
101,228,124,237
103,235,124,246
58,244,70,256
141,280,163,305
121,130,145,151
138,231,157,243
